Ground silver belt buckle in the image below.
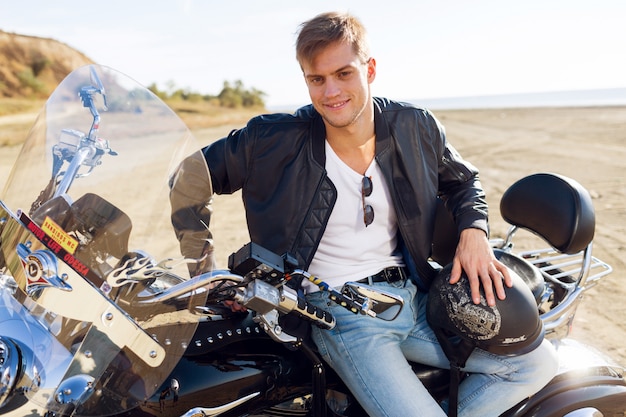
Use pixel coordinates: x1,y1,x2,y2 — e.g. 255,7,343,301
383,268,393,282
386,267,404,282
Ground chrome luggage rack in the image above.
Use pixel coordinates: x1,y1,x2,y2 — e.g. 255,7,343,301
519,246,612,291
517,245,612,338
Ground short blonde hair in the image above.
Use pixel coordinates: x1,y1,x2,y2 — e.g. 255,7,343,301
296,11,370,67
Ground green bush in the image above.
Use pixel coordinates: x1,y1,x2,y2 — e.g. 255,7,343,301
148,80,265,108
17,69,45,94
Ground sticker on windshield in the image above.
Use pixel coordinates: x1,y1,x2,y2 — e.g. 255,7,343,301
41,216,78,254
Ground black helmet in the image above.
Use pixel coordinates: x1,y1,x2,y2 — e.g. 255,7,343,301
427,262,544,363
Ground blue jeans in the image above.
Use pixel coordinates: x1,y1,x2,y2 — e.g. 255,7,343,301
306,279,558,417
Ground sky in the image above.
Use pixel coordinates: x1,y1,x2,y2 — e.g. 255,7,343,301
1,0,625,108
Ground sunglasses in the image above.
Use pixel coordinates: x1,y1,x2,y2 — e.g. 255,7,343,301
362,176,374,227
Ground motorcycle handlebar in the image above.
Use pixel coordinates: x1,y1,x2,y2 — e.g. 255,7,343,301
135,271,336,331
236,279,335,330
277,287,335,330
137,270,244,305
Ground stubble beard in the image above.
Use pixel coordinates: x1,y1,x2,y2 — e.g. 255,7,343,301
321,100,367,130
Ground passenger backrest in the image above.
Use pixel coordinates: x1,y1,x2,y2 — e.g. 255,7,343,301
500,173,595,254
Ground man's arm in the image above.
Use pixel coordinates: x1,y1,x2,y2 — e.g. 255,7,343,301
435,133,512,305
169,150,216,276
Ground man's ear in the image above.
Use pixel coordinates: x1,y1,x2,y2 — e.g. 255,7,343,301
367,57,377,81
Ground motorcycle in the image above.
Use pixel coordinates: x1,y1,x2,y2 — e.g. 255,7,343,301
0,65,624,417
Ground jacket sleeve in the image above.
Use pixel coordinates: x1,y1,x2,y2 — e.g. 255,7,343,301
169,150,216,276
202,123,256,195
168,119,259,275
434,116,489,236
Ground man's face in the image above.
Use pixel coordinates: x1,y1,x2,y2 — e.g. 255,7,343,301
301,41,376,130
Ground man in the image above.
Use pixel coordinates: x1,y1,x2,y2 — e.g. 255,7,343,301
170,11,557,416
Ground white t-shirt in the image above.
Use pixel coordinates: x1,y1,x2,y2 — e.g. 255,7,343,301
304,141,404,292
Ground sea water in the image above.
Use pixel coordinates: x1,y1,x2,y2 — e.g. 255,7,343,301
411,87,626,110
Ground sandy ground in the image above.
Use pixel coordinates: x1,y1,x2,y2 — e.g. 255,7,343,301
1,106,625,373
436,107,626,371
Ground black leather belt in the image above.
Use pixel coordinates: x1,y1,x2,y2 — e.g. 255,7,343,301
357,266,407,285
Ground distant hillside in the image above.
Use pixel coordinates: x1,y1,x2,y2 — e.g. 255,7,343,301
0,30,265,147
0,30,93,98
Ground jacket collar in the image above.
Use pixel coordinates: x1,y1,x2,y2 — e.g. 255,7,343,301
311,110,326,167
373,97,392,157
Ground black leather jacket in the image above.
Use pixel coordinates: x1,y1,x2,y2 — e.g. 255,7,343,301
173,98,488,290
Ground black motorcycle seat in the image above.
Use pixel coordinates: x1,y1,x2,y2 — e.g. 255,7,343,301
412,362,451,399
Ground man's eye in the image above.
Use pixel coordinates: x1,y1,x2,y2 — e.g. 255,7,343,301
309,77,323,85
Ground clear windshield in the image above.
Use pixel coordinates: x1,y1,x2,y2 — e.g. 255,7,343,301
0,65,206,415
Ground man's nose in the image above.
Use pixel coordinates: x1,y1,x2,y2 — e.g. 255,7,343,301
324,78,340,98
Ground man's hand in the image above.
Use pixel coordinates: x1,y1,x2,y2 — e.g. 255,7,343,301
205,280,247,313
449,228,512,306
221,300,247,312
